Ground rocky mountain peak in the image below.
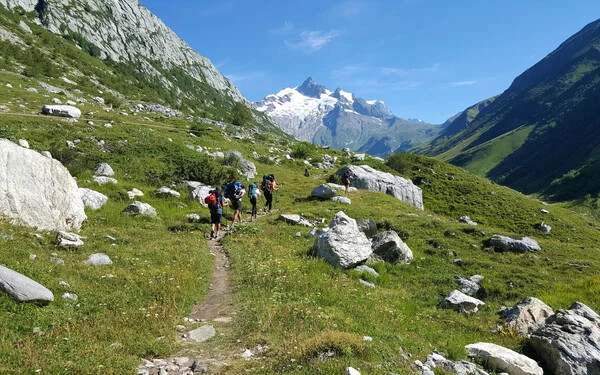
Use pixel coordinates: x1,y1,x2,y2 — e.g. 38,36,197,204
297,77,329,98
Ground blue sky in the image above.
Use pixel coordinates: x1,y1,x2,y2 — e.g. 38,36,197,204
139,0,600,123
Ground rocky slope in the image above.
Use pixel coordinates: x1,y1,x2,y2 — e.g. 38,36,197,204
417,18,600,201
254,77,441,156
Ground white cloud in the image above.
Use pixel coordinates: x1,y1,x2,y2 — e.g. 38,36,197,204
379,63,440,76
225,71,267,83
286,30,341,52
331,64,368,78
450,80,478,87
329,0,366,17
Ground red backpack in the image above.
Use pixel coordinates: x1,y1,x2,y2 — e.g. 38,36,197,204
204,192,217,206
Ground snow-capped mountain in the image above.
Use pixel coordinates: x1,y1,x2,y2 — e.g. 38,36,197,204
254,78,441,156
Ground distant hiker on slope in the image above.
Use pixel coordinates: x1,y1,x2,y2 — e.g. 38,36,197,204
248,182,261,221
304,168,310,177
262,174,278,212
205,187,228,239
342,169,355,196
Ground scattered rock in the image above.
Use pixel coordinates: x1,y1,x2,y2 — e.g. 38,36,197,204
156,186,181,198
500,297,554,336
41,105,81,118
40,151,52,158
439,290,485,314
0,265,54,303
27,87,38,93
359,279,375,288
307,228,327,237
537,222,551,233
93,176,118,185
78,188,108,210
311,184,336,199
345,367,361,375
540,209,549,214
190,360,208,373
241,349,253,360
339,165,424,210
355,265,379,278
61,292,78,301
0,139,86,231
459,216,478,225
369,231,413,264
416,351,489,375
528,302,600,374
489,235,541,253
332,196,351,205
50,255,64,265
51,98,62,104
93,163,114,177
312,211,372,269
465,342,543,375
127,188,144,200
454,275,483,297
187,213,201,223
18,139,29,149
187,325,215,343
278,214,313,227
84,253,113,266
122,201,157,216
55,231,84,249
352,153,366,161
33,327,45,336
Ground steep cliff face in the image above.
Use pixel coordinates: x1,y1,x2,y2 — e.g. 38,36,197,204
0,0,245,102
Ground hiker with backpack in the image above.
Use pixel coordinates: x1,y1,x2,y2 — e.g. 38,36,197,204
224,181,246,225
205,187,228,239
248,182,261,221
342,169,355,196
262,174,278,212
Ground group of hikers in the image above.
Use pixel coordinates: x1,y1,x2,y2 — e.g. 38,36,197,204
204,174,278,239
203,168,355,239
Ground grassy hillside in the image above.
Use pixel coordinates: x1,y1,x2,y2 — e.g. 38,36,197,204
1,73,600,374
416,18,600,203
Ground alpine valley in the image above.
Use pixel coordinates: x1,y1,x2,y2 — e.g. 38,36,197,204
254,77,441,156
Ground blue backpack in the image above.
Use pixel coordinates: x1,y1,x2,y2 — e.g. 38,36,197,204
224,181,243,199
248,183,258,198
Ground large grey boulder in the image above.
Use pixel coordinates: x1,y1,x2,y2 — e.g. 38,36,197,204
528,302,600,374
312,211,372,269
78,188,108,210
332,196,351,205
42,105,81,118
93,163,114,177
339,165,423,210
84,253,113,266
369,231,413,264
122,201,157,216
439,290,485,314
0,265,54,303
489,235,541,253
311,184,336,199
226,150,256,179
417,351,489,375
500,297,554,336
278,214,313,227
465,342,543,375
0,139,86,231
356,219,377,235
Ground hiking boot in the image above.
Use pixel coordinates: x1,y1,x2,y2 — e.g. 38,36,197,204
215,231,220,238
210,230,215,238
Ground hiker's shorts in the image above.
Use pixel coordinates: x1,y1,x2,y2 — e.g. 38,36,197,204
233,199,242,211
210,212,222,224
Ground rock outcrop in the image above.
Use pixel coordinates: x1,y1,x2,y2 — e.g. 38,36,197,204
500,297,554,336
465,342,543,375
56,231,84,249
311,184,336,199
278,214,313,227
122,201,157,216
528,302,600,374
369,230,413,264
41,104,81,118
489,235,541,253
454,275,484,297
339,165,424,209
312,211,372,268
0,265,54,303
225,150,256,179
0,0,246,102
0,139,86,231
156,186,181,198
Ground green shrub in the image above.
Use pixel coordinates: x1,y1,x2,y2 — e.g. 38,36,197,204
290,142,317,160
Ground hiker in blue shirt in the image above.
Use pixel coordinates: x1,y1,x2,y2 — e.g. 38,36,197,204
248,182,261,221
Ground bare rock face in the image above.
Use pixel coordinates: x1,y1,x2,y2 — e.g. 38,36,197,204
528,302,600,375
78,188,108,210
465,342,543,375
42,104,81,118
225,150,256,179
340,165,423,210
369,230,413,264
0,139,86,231
312,211,372,269
0,0,246,102
500,297,554,336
